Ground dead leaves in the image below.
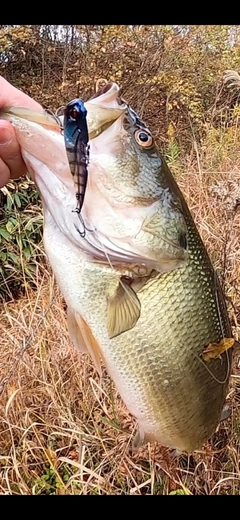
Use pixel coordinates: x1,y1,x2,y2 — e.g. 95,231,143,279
201,338,235,362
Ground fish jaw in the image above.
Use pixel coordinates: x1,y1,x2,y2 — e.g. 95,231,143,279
85,83,127,139
0,114,71,186
0,106,60,131
57,83,126,140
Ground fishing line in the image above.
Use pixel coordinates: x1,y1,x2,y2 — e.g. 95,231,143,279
193,273,231,386
42,107,64,130
176,251,231,385
212,271,231,383
195,350,230,385
54,105,65,130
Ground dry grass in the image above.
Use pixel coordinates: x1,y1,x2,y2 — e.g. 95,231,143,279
0,129,240,495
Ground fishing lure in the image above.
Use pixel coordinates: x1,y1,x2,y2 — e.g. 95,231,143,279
63,99,90,237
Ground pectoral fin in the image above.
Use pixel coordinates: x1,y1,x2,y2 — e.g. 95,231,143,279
107,279,141,339
67,307,102,375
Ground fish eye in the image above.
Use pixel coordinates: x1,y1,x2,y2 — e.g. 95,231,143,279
134,129,153,148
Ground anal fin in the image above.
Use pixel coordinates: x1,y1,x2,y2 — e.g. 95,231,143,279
132,425,157,451
67,307,102,375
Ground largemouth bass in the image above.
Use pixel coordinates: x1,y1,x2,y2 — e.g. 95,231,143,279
0,84,234,452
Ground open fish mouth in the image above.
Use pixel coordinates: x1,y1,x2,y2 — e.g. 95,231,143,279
0,83,126,141
0,105,61,131
85,82,127,139
57,83,126,139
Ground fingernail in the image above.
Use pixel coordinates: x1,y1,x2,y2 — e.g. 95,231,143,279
0,126,12,146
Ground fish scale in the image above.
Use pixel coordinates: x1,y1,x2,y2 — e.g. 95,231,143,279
43,198,232,452
99,206,232,451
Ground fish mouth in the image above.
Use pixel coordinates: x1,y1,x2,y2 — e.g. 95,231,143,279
0,83,126,140
0,106,60,131
53,83,126,139
85,82,127,139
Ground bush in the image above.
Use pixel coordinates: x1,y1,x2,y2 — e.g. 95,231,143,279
0,176,44,301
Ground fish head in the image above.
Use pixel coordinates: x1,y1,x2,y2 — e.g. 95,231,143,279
84,82,188,273
0,83,188,274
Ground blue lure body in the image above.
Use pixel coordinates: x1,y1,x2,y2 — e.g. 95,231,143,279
64,99,90,235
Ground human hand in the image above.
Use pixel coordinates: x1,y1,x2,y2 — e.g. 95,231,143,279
0,76,42,188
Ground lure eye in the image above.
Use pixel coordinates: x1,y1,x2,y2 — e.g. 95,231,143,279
70,108,79,120
134,129,153,148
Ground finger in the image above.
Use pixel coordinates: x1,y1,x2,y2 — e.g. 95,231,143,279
0,157,10,188
0,121,27,180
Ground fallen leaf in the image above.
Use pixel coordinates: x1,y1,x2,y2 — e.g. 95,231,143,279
201,338,235,362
